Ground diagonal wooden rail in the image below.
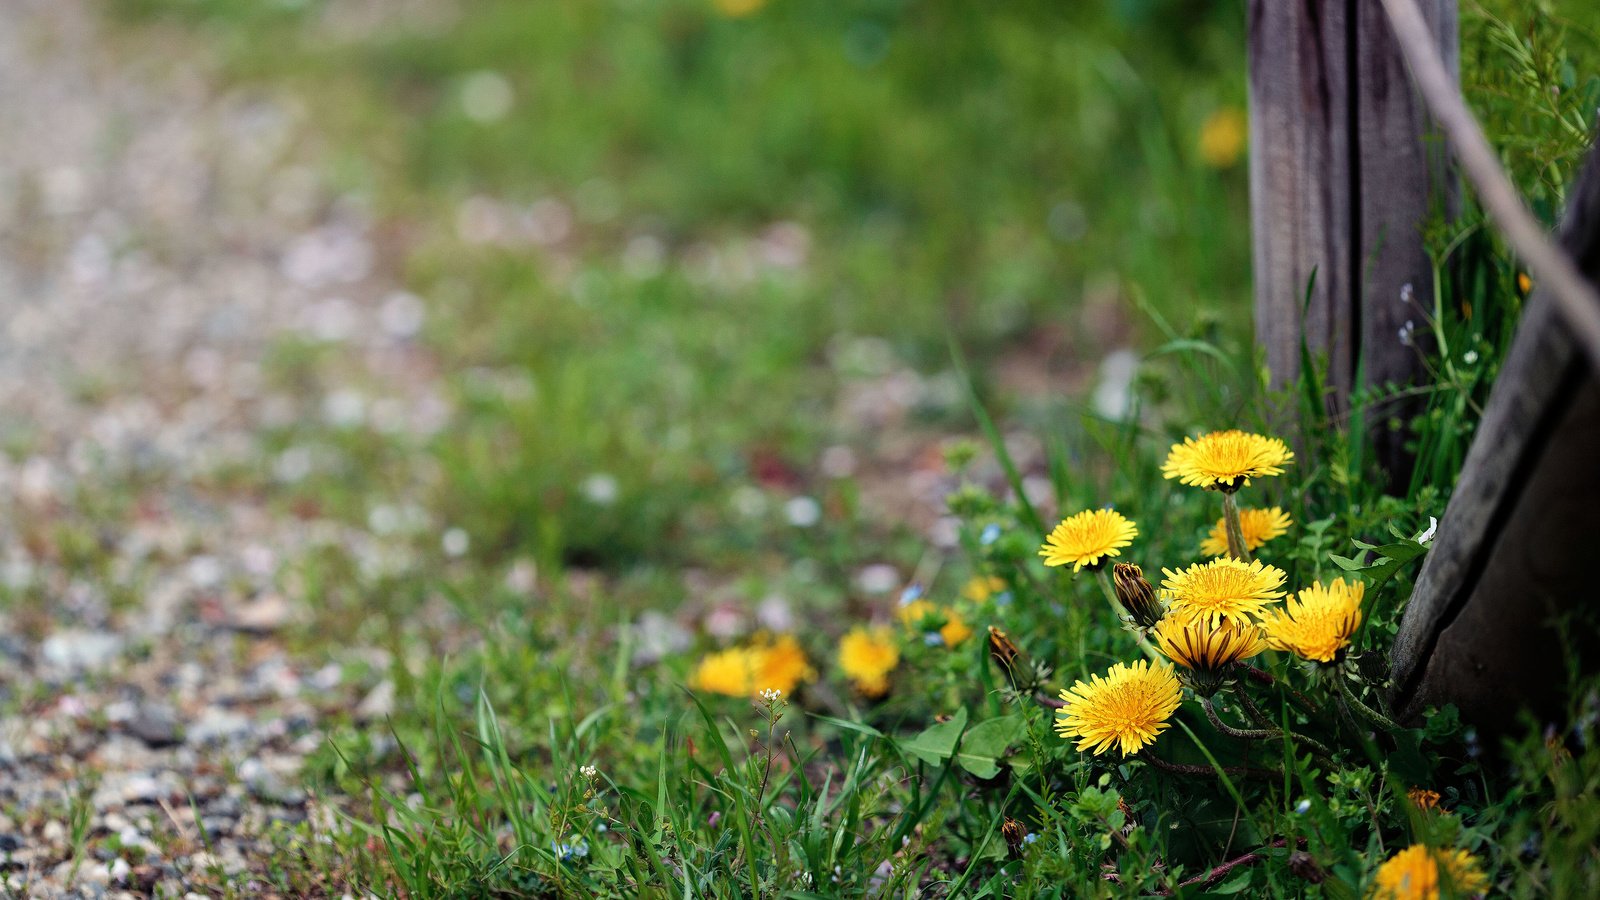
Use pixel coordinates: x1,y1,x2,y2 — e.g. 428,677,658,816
1377,0,1600,732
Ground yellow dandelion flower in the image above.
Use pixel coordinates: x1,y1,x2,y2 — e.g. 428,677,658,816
1039,509,1138,572
963,575,1008,603
1055,659,1183,756
897,598,935,627
1370,844,1488,900
1161,558,1287,627
1200,507,1292,557
839,626,899,697
1198,107,1247,169
941,612,973,646
1407,788,1443,813
688,635,814,697
756,635,815,694
1162,430,1294,491
1517,272,1532,295
688,646,760,697
1260,578,1364,663
713,0,766,17
897,600,972,647
1152,617,1265,696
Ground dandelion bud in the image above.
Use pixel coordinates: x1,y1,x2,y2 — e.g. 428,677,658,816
1112,563,1163,629
987,626,1036,693
1288,851,1326,884
1001,818,1028,858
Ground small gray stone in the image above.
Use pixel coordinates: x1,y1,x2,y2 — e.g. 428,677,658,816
127,704,182,747
39,630,124,675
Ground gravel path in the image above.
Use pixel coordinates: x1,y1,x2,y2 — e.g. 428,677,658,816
0,3,441,895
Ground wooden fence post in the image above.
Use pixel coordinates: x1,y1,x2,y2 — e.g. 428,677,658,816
1388,143,1600,735
1249,0,1457,478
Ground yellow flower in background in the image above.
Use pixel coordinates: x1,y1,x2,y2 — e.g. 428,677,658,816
1161,558,1287,627
897,599,973,647
1517,272,1532,294
757,634,815,693
1055,659,1182,756
897,598,935,627
1152,617,1264,696
963,575,1007,603
1200,507,1293,557
713,0,766,17
1162,430,1294,491
1040,509,1138,572
1261,578,1364,663
839,626,899,697
939,612,973,646
688,646,760,697
1198,107,1247,169
1370,844,1487,900
688,634,813,697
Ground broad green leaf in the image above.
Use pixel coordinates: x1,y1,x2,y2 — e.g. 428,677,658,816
900,707,969,767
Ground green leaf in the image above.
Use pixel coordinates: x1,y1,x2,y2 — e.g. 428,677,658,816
810,714,885,739
900,707,969,767
951,715,1025,779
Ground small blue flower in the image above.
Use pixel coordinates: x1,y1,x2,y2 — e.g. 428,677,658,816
552,839,589,861
899,583,924,606
923,632,945,647
993,591,1013,607
1294,799,1311,814
980,524,1001,546
1023,833,1038,845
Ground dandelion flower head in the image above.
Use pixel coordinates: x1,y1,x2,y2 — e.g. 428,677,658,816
1055,659,1182,756
1370,844,1487,900
1260,578,1364,663
1200,507,1292,557
1162,430,1294,491
1040,509,1138,572
1161,558,1287,627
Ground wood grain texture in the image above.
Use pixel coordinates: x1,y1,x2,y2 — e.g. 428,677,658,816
1249,0,1455,478
1390,142,1600,735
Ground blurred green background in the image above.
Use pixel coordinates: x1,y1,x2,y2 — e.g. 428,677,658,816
115,0,1254,575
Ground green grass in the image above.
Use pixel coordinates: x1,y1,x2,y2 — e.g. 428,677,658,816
91,0,1600,896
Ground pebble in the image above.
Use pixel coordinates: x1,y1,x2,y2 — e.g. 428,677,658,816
127,703,183,747
39,630,124,675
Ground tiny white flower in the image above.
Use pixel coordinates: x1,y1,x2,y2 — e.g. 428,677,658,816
580,765,598,779
1418,516,1438,545
1295,798,1312,814
1462,349,1479,365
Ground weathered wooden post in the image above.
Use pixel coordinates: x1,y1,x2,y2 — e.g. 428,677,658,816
1373,0,1600,733
1249,0,1457,478
1389,148,1600,733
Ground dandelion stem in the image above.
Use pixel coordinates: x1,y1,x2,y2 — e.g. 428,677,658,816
1095,569,1161,662
1235,662,1320,715
1201,696,1280,741
1336,676,1402,732
1220,490,1251,562
1033,692,1065,710
1228,690,1336,761
1139,749,1279,780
